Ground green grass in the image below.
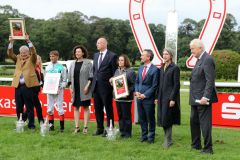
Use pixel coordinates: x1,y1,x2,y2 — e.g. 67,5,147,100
1,92,240,160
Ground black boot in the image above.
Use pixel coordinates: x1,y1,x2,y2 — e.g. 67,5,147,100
49,120,54,131
60,120,64,132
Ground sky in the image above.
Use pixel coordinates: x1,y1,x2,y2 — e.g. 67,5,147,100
1,0,240,25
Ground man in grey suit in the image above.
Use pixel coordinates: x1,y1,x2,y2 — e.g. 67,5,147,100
189,39,218,154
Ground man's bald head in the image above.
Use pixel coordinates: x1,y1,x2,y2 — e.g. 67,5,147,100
96,37,108,52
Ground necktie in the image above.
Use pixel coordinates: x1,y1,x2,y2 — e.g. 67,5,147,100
98,53,103,69
196,58,200,63
194,58,200,68
142,66,147,80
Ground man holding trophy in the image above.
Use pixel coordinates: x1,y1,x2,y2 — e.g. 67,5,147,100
7,34,39,129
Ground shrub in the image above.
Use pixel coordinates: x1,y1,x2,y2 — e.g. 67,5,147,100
212,50,240,80
180,71,191,80
217,87,240,93
177,56,189,71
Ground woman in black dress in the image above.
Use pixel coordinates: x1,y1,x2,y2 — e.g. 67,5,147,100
68,45,93,134
157,48,180,148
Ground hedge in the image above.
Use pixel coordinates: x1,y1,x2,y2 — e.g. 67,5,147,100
212,50,240,80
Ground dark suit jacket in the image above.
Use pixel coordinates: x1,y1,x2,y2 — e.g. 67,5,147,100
189,52,218,105
91,50,118,93
135,64,159,104
157,63,180,127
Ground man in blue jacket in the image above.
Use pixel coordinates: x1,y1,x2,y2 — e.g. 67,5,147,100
135,49,159,144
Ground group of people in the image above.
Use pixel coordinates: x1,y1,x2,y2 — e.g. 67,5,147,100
7,35,217,154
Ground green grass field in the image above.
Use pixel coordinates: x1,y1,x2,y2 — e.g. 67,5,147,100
0,92,240,160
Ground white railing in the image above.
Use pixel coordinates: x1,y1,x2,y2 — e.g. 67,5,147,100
0,65,15,68
0,77,13,82
183,81,240,87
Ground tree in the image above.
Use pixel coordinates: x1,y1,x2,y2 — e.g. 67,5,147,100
178,18,198,37
88,18,132,56
177,18,198,58
149,23,165,54
1,5,240,65
215,13,238,50
126,36,139,65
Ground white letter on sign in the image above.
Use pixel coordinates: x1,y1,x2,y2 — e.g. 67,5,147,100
222,103,240,119
222,95,240,119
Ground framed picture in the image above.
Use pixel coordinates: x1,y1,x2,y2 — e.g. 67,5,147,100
9,18,26,40
42,73,61,94
112,74,129,99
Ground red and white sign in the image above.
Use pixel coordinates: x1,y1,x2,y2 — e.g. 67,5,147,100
212,93,240,127
128,0,227,68
129,0,163,67
1,86,240,127
0,86,135,122
186,0,227,68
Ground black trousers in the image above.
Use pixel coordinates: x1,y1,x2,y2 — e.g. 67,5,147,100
137,101,155,142
15,84,35,128
93,83,114,130
190,105,212,151
31,86,44,123
116,101,132,136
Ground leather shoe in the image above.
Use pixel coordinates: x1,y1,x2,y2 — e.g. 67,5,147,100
140,138,148,143
49,126,55,131
201,149,213,154
191,146,202,150
123,135,132,139
148,140,154,144
162,142,173,148
28,126,35,130
93,129,103,136
28,126,35,131
120,133,125,138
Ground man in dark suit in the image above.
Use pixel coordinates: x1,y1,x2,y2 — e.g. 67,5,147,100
91,37,118,136
135,49,159,144
189,39,218,154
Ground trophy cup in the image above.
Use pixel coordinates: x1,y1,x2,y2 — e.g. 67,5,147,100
106,119,119,140
40,116,51,136
16,113,25,133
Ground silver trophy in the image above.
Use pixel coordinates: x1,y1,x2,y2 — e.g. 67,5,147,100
106,119,119,140
40,116,51,136
16,113,25,133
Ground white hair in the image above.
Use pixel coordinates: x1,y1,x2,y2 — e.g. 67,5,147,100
189,39,205,51
19,45,29,53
